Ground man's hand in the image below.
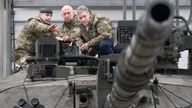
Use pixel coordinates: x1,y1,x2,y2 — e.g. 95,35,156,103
55,35,71,42
62,35,71,42
55,36,63,41
48,24,57,32
80,43,89,52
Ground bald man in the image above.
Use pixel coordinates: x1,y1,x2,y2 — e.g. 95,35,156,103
56,5,82,47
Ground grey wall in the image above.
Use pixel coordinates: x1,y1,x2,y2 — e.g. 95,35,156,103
13,0,191,7
13,0,192,37
14,8,192,37
11,0,192,70
14,9,146,37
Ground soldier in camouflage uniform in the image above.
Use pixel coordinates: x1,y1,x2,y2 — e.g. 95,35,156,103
76,5,120,55
14,8,57,69
56,5,82,47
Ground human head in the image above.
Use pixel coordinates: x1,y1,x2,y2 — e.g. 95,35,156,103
39,8,53,24
76,5,91,26
61,5,75,22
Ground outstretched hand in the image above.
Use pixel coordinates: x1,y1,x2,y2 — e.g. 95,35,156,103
48,24,57,32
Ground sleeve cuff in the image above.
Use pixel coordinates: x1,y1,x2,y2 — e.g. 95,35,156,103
87,41,93,47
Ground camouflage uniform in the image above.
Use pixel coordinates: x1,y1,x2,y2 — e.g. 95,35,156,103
79,12,114,49
78,12,114,55
14,16,55,68
56,15,82,46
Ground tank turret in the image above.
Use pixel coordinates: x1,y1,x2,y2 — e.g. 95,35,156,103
106,0,174,107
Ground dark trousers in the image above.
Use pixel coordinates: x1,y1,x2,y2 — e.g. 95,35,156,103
99,39,121,55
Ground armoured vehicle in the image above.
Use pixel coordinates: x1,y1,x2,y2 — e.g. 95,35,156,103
1,0,192,108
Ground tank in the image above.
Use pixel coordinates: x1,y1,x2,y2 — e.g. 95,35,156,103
2,0,192,108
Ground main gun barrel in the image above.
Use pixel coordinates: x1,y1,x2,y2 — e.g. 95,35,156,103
106,0,174,108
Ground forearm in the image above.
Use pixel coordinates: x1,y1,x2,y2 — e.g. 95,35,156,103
31,22,50,33
75,37,84,47
88,33,112,46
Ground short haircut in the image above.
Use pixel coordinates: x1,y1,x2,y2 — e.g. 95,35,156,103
76,5,89,16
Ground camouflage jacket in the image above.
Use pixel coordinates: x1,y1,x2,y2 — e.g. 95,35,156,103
56,15,82,46
14,16,55,65
79,12,114,47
